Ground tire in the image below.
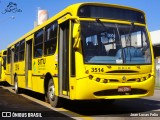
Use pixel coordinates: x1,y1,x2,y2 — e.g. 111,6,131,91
14,76,21,94
47,79,62,107
45,95,49,103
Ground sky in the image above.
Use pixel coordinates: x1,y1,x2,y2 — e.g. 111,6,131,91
0,0,160,50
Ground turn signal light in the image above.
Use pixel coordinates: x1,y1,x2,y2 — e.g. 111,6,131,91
85,70,89,74
148,74,151,78
141,77,146,81
137,78,141,82
89,75,93,80
96,78,100,82
103,79,108,83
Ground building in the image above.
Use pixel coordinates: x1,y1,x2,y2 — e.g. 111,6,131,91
150,30,160,58
150,30,160,88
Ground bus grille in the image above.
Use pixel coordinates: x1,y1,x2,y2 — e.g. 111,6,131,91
127,79,137,82
94,89,147,96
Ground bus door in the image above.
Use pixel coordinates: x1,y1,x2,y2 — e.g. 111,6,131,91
10,48,14,85
58,20,70,97
25,35,33,89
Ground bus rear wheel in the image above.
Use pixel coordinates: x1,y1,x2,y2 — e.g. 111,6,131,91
47,79,62,108
14,76,21,94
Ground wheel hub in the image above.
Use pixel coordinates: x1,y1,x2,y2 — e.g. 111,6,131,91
49,86,55,101
15,81,18,91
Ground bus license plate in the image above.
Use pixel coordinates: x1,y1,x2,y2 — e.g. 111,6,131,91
118,86,131,92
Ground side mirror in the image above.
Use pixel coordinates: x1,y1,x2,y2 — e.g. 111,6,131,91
73,23,80,49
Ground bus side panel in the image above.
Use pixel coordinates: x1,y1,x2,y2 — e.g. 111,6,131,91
0,57,6,82
1,67,6,82
32,55,57,94
14,61,26,88
6,64,12,85
32,76,44,94
5,75,11,84
18,76,25,89
0,57,2,80
32,58,44,93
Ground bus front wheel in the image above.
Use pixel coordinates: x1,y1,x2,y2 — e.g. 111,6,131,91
47,79,62,107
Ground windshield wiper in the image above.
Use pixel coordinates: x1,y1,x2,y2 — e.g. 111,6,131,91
95,18,108,31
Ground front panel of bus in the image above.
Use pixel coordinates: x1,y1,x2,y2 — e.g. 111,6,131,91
71,4,155,100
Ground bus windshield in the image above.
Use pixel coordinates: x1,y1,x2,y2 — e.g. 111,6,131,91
81,21,151,64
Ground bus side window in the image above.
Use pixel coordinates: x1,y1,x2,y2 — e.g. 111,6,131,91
7,48,11,64
14,42,20,62
44,22,58,56
34,29,44,58
2,56,6,70
19,40,25,61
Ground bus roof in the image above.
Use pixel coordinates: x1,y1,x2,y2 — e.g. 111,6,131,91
7,2,145,48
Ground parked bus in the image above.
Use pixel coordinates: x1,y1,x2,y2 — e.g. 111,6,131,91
6,2,155,107
0,50,7,82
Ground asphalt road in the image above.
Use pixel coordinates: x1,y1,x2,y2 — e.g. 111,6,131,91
62,90,160,120
64,90,160,117
0,82,160,120
0,83,74,120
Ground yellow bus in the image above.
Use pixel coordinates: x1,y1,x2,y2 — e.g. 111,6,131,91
6,2,155,107
0,50,7,82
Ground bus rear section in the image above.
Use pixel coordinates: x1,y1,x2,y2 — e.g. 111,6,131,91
0,50,7,82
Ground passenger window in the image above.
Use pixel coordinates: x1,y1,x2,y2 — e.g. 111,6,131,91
34,29,44,58
7,48,11,64
44,22,58,55
19,40,25,61
2,56,6,70
14,43,20,62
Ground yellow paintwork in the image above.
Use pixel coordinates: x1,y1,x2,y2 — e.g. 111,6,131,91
6,64,11,84
69,18,155,100
0,50,7,82
74,76,154,99
5,2,155,100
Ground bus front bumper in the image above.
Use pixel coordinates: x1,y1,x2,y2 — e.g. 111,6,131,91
71,76,155,100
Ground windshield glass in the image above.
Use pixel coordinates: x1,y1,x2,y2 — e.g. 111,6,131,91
81,21,151,64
